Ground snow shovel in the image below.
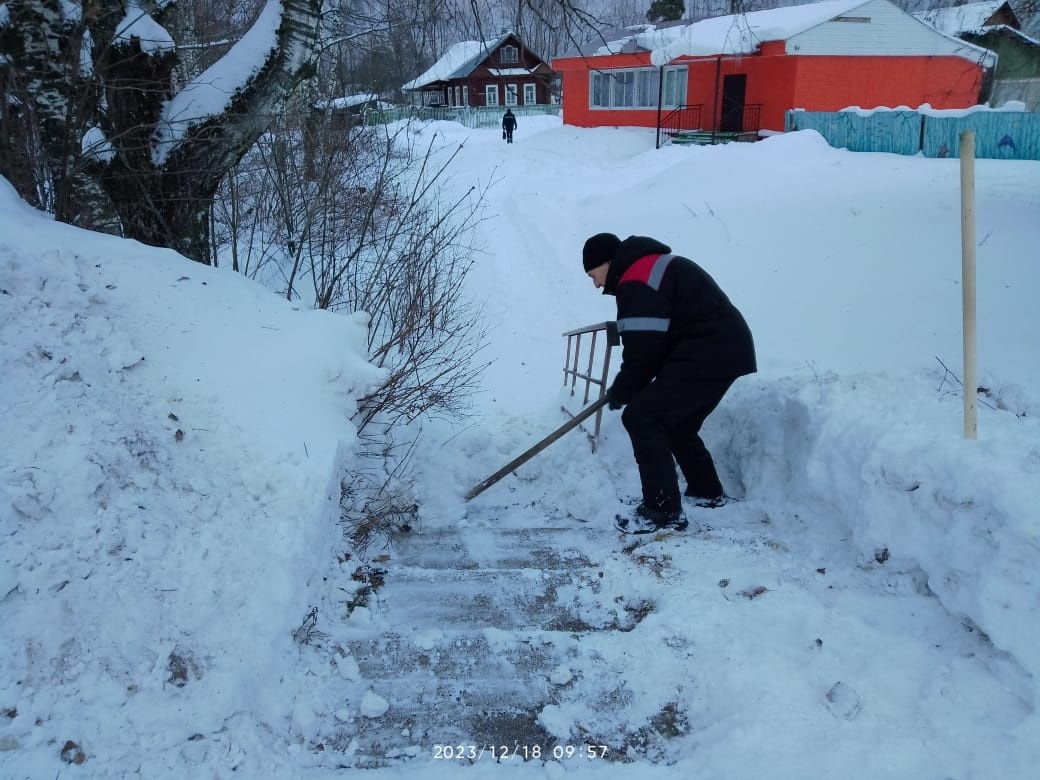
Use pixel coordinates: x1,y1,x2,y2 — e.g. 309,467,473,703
464,396,609,502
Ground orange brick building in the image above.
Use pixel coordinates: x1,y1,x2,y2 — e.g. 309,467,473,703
552,0,994,135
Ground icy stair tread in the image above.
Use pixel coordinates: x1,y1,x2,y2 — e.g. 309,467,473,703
350,567,614,630
328,521,649,764
385,524,610,569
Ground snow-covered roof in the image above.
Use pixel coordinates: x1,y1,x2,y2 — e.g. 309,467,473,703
914,3,1040,53
590,0,874,63
314,93,379,110
981,23,1040,48
573,0,999,67
402,32,525,91
914,1,1007,36
402,40,491,91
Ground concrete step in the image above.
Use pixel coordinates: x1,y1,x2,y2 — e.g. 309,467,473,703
349,565,649,631
384,524,602,570
670,130,759,145
325,523,658,766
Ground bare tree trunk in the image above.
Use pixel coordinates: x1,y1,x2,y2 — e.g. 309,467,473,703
1,0,324,264
1,0,114,228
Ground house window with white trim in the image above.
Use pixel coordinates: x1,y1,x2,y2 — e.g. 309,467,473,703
505,84,518,106
590,66,686,109
463,86,469,106
486,84,499,106
501,45,518,64
523,83,536,105
591,72,611,107
662,67,687,107
611,71,634,107
636,69,658,107
422,89,444,106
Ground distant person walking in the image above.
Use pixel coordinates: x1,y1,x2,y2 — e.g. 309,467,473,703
502,109,517,143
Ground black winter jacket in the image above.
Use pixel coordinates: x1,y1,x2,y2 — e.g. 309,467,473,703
502,112,517,131
604,235,757,404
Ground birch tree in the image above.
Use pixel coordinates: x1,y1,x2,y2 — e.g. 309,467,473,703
0,0,322,263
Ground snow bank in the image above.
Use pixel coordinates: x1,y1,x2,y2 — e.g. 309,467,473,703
718,371,1040,682
0,178,382,774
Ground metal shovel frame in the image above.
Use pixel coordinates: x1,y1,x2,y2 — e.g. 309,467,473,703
464,397,609,502
464,321,619,502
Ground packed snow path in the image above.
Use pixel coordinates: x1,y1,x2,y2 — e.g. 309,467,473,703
294,119,1037,773
312,491,1028,770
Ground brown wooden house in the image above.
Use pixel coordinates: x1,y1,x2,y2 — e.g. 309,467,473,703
401,31,555,108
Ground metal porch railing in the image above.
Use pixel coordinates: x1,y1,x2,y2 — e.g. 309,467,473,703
656,104,704,149
740,103,762,136
660,103,764,147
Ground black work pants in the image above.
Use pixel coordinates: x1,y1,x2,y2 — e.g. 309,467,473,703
620,374,736,513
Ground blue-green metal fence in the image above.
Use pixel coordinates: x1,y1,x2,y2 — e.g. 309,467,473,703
922,113,1040,159
785,109,1040,160
785,110,922,155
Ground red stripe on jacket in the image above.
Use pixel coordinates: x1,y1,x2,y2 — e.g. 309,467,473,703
618,254,664,286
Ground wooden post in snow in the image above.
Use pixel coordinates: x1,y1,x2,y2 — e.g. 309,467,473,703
960,129,978,440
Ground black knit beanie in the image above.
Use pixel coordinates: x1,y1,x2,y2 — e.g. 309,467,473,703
582,233,620,272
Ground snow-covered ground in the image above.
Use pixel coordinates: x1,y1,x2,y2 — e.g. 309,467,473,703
2,116,1039,778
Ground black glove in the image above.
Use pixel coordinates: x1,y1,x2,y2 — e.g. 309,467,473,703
606,387,623,410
